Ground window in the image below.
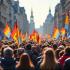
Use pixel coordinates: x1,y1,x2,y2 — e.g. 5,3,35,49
0,0,3,4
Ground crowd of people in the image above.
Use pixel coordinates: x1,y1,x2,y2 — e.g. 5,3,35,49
0,38,70,70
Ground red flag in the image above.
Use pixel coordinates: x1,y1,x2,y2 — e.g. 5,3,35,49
11,21,19,43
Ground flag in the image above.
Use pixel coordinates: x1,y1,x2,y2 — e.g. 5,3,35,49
52,27,60,39
65,14,69,31
29,34,32,40
30,30,41,43
3,23,11,38
11,21,19,43
37,34,41,44
60,27,66,37
20,31,25,42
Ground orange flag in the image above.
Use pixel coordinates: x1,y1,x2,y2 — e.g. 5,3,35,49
65,14,69,31
11,21,19,43
30,30,41,43
3,23,11,38
65,14,69,24
20,31,25,41
60,27,66,37
52,27,60,39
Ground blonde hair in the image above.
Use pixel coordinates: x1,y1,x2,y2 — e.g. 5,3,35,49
40,48,58,70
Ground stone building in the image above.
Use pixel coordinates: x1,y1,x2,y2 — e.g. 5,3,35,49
0,0,29,34
64,0,70,35
29,9,35,34
43,9,54,36
54,3,63,30
60,0,70,35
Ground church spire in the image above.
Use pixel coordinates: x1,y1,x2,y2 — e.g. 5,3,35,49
29,8,35,34
49,8,51,14
31,8,34,18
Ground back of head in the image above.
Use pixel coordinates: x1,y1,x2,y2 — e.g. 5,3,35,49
16,53,35,70
18,48,24,55
45,48,56,61
65,47,70,54
25,43,32,50
20,53,30,66
58,45,64,50
3,46,13,57
41,48,57,70
53,44,57,50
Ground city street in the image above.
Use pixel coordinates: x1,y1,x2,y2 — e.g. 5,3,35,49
0,0,70,70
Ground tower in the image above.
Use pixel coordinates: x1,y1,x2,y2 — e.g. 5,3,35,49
29,9,35,34
43,8,54,35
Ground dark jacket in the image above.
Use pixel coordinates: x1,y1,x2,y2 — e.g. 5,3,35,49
63,57,70,70
1,57,16,70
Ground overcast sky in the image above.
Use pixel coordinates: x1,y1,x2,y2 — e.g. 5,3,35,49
15,0,60,28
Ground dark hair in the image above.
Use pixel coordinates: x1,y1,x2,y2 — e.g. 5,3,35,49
25,43,32,50
53,44,58,50
4,47,13,57
16,53,34,70
65,47,70,54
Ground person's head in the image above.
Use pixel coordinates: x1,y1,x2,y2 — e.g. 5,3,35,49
65,47,70,54
18,53,34,67
25,43,32,50
18,48,24,57
40,48,57,70
58,45,64,50
53,44,58,50
44,48,57,62
20,53,30,65
3,46,13,57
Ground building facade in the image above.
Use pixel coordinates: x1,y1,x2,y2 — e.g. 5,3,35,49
64,0,70,35
43,9,54,36
29,9,35,34
60,0,70,35
54,3,63,30
0,0,29,34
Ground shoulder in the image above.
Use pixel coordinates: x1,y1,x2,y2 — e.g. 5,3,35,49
64,57,70,65
0,57,5,62
65,57,70,62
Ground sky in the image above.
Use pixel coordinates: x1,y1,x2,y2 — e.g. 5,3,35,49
16,0,60,28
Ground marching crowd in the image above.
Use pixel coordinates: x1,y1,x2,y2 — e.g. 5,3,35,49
0,38,70,70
